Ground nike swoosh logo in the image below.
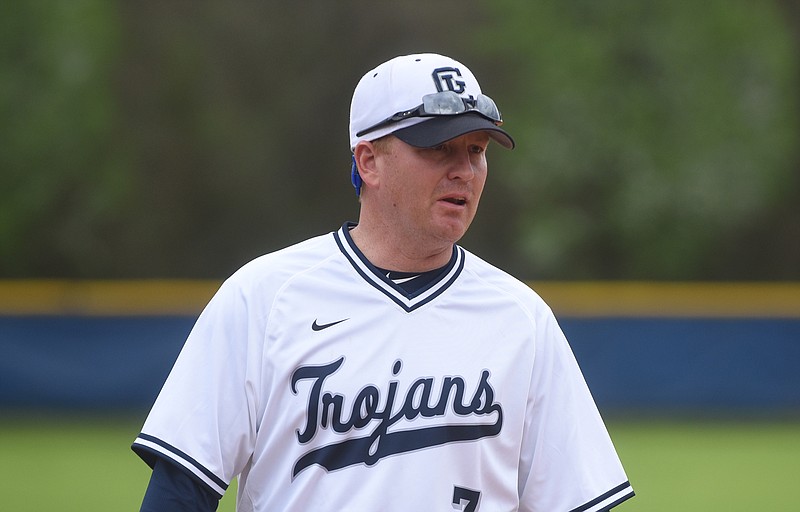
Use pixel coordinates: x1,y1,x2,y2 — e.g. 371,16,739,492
311,318,349,331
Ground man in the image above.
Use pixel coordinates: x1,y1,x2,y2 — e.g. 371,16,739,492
133,53,634,511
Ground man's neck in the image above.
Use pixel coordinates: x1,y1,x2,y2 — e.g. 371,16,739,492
348,223,455,273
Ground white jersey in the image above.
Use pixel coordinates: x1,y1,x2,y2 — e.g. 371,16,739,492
133,224,633,512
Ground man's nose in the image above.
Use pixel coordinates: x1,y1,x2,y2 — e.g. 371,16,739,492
447,148,477,181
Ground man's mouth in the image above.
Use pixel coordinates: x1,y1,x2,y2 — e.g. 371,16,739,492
442,197,467,206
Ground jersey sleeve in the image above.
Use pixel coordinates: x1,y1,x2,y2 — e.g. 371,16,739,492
517,307,634,512
132,274,266,499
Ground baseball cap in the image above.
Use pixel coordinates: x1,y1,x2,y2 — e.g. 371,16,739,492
349,53,515,151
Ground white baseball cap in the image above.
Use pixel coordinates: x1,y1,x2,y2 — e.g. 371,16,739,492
348,53,515,151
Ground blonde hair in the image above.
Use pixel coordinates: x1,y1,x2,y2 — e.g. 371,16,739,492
370,135,394,154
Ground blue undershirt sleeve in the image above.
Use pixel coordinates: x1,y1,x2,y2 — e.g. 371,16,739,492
139,456,221,512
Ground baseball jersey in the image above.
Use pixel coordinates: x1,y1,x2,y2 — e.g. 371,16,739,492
132,223,634,512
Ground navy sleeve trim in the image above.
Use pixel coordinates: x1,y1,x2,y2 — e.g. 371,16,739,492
132,432,228,499
569,481,635,512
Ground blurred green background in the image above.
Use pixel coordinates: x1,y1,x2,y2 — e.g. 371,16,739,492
2,0,798,281
1,415,798,511
2,1,800,510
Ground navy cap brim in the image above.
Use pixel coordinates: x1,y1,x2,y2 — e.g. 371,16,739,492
392,113,515,149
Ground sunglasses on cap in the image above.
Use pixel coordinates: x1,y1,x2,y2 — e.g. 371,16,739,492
356,91,503,138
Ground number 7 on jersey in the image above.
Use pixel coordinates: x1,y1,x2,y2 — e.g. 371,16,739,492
452,486,481,512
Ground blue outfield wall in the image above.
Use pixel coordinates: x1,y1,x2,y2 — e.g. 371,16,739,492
561,317,800,413
1,281,799,414
0,315,193,411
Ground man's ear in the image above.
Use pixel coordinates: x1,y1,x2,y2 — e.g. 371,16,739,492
353,140,381,190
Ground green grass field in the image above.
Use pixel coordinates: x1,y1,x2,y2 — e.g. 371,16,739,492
1,415,798,511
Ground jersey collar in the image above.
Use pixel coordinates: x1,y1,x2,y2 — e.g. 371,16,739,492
334,222,465,312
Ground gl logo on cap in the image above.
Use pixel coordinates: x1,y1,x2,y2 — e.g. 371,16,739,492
432,67,466,94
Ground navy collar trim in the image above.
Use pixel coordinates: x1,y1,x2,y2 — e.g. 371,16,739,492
334,222,464,312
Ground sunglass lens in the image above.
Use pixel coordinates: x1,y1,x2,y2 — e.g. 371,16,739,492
422,92,466,115
476,95,501,121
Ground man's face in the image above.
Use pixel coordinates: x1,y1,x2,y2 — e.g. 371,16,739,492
372,131,490,249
